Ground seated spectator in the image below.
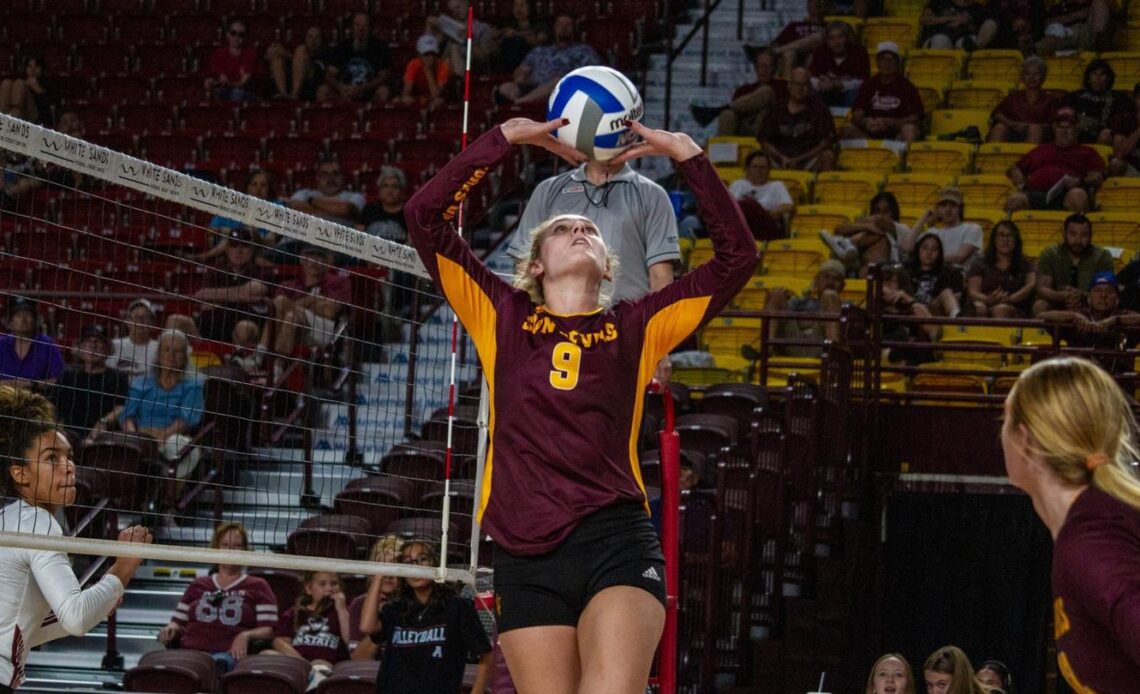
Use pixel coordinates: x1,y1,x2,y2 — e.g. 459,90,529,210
880,263,942,344
1108,83,1140,175
820,191,907,276
360,166,409,242
924,646,988,694
270,245,351,358
157,522,278,673
119,329,205,482
988,57,1059,144
318,13,393,104
197,170,282,264
965,220,1036,318
769,0,829,74
288,159,365,227
763,260,845,356
181,228,271,344
266,26,331,101
349,536,404,657
108,298,159,377
226,319,268,376
1037,0,1110,55
975,660,1013,693
1032,212,1114,315
1066,59,1135,145
864,653,916,694
1043,272,1140,373
1116,251,1140,311
990,0,1036,51
494,0,549,74
729,151,793,240
1006,108,1105,213
759,67,837,171
808,21,870,107
205,19,263,102
429,0,499,72
496,14,600,105
840,43,923,143
394,35,451,111
690,48,787,136
54,325,129,444
906,232,963,321
0,54,57,124
272,571,351,687
900,186,983,267
0,296,64,390
920,0,998,50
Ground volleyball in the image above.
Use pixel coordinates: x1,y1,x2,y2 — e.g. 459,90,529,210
547,65,644,162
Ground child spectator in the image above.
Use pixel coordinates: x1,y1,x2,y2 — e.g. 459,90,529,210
923,646,989,694
205,19,264,102
0,296,64,391
197,170,283,265
865,653,917,694
394,35,451,111
108,299,159,377
975,660,1012,693
349,536,403,657
54,325,129,444
272,571,352,688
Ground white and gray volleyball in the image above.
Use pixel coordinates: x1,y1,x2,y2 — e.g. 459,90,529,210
547,65,644,162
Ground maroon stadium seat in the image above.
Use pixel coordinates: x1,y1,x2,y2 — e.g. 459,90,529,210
155,77,208,105
317,660,380,694
674,413,739,457
52,0,91,12
245,17,282,48
133,43,187,76
102,0,144,12
247,569,302,617
180,103,238,133
21,42,73,75
57,13,110,44
282,14,340,44
124,649,217,694
329,138,388,175
221,654,310,694
98,75,152,103
361,105,422,140
334,476,415,534
169,14,222,46
419,478,476,518
54,75,93,103
151,0,200,12
4,14,54,43
201,134,263,167
79,437,153,513
241,104,298,136
322,0,371,14
385,515,446,543
300,106,360,137
287,514,371,560
140,134,200,168
119,103,175,133
697,383,767,440
265,135,324,163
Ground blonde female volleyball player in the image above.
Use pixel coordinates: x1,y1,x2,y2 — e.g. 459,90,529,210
0,385,151,691
1002,357,1140,691
406,117,758,693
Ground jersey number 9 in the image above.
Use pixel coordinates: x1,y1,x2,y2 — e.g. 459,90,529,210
549,341,581,390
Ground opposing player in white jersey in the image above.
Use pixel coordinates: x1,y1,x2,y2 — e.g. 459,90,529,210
0,385,151,691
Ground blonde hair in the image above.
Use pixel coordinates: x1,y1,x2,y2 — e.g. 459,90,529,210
513,215,619,307
1006,356,1140,511
924,646,986,694
369,534,404,562
864,653,916,694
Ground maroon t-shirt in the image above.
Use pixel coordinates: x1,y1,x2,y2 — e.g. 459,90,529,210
276,273,352,304
173,575,278,653
992,91,1060,126
1016,143,1106,191
808,44,870,81
405,127,759,554
277,605,350,663
760,95,837,157
851,74,925,120
1052,486,1140,691
208,47,262,82
772,20,824,47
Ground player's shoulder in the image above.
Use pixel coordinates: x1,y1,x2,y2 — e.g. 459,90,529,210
0,500,61,537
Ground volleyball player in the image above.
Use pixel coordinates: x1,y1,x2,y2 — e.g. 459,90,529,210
405,117,758,693
1002,357,1140,691
0,385,151,691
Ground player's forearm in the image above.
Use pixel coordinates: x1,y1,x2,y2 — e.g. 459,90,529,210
677,155,760,283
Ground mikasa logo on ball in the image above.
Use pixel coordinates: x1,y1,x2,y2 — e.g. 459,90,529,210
548,65,644,162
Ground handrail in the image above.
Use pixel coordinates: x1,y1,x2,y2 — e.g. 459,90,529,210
664,0,725,128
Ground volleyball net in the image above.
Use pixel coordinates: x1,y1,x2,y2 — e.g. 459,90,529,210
0,111,488,584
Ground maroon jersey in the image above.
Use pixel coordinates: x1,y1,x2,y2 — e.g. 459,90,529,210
1052,487,1140,691
992,90,1060,126
1016,143,1105,192
405,127,759,555
173,575,278,653
277,605,350,663
760,95,837,158
808,44,870,81
851,74,925,121
772,20,823,47
276,273,352,304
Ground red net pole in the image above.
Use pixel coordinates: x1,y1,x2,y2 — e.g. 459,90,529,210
655,387,680,694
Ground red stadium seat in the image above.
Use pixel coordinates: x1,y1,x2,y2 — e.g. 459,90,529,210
56,13,110,44
124,649,217,694
98,75,152,103
334,476,416,534
102,0,145,11
4,14,54,43
201,134,263,167
265,135,324,164
247,569,302,617
287,514,370,559
582,17,637,68
70,103,116,133
322,0,370,14
268,0,315,15
20,42,73,75
377,0,425,17
140,134,200,168
119,103,176,133
361,106,422,140
169,14,222,46
300,106,360,137
133,44,187,78
152,0,200,12
329,137,388,174
155,77,207,105
52,0,91,12
87,130,136,154
241,104,298,136
282,14,340,44
221,654,310,694
180,103,238,133
245,17,281,47
392,137,456,164
54,75,93,103
317,660,380,694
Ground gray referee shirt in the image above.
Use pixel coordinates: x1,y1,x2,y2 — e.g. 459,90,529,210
506,163,681,303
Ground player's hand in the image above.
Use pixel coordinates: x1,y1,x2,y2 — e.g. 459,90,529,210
500,118,588,167
609,120,703,165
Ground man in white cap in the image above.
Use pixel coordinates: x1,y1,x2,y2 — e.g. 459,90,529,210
394,34,451,110
841,41,924,142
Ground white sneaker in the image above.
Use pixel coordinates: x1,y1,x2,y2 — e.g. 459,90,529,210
819,230,857,263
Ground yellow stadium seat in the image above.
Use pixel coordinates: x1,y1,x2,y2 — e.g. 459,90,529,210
767,237,831,255
1101,52,1140,88
825,15,865,32
813,171,883,205
905,49,965,83
1120,22,1140,51
841,277,868,306
790,204,863,235
707,136,759,167
716,166,744,185
928,109,991,140
1021,242,1048,261
760,356,823,388
1097,177,1140,212
1086,212,1140,247
862,17,920,52
905,141,975,173
762,249,824,276
673,367,745,388
966,49,1023,83
1044,53,1090,87
734,275,814,309
1089,144,1113,165
702,316,763,356
687,246,716,270
836,141,904,174
967,208,1006,232
898,206,925,226
1010,209,1069,247
956,173,1015,208
884,172,955,207
910,79,948,113
938,324,1019,368
910,361,990,398
884,0,925,15
771,169,814,204
973,142,1034,174
946,80,1010,111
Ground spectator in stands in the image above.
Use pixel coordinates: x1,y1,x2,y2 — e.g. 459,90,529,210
496,14,600,105
205,19,263,102
360,541,492,693
1032,213,1114,315
350,536,403,655
108,298,159,377
360,166,409,242
198,170,282,265
759,67,837,172
429,0,499,72
1067,59,1135,145
691,48,786,136
965,220,1036,318
975,660,1012,693
729,151,793,240
988,57,1059,144
920,0,999,50
0,54,56,124
187,228,271,344
764,259,845,357
288,158,366,227
54,325,129,445
1006,108,1105,214
394,35,451,111
880,262,942,344
900,186,983,267
120,329,205,482
808,21,870,108
1108,82,1140,175
319,13,393,105
905,233,963,322
1039,271,1140,372
1116,251,1140,311
769,0,829,74
495,0,550,74
864,653,917,694
820,191,906,275
841,43,924,143
266,26,331,101
990,0,1036,51
270,245,351,358
0,296,64,391
157,522,279,673
226,320,267,376
924,646,988,694
1037,0,1111,55
272,571,351,687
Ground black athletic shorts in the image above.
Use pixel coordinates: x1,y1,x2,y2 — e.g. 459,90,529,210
492,502,667,633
